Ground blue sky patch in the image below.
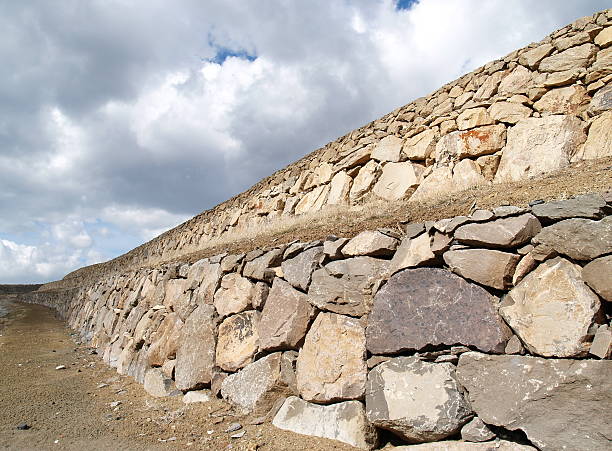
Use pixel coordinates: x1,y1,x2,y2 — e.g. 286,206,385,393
396,0,418,10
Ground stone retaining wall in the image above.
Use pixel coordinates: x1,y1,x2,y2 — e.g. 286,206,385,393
24,193,612,450
60,9,612,281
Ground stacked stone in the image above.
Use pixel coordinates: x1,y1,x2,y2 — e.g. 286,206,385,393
38,9,611,283
30,193,609,450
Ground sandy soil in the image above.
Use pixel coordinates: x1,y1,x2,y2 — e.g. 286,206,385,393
0,298,358,451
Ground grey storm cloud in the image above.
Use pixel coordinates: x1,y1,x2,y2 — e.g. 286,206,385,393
0,0,609,283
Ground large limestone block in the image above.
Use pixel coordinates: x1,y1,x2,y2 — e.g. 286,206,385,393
243,248,283,282
588,84,612,114
220,353,295,415
144,367,177,398
539,43,597,72
163,278,190,319
213,273,254,317
388,232,436,274
498,65,533,95
494,116,586,182
174,305,216,391
372,162,422,201
394,441,536,450
350,160,378,199
595,26,612,48
259,278,314,352
443,248,520,290
457,352,612,451
281,245,323,291
587,47,612,83
519,43,554,69
456,107,494,130
454,214,541,249
580,110,612,160
371,135,403,162
216,311,260,372
188,259,222,303
403,128,437,160
296,312,367,403
532,216,612,260
342,230,398,257
326,171,352,206
488,101,531,124
435,125,506,163
146,312,184,367
272,396,378,450
308,257,389,317
533,85,589,115
531,193,607,221
366,268,511,355
366,357,472,443
582,255,612,302
500,257,600,357
294,184,330,215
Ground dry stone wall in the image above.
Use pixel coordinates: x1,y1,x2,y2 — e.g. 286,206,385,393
58,9,612,282
22,193,612,450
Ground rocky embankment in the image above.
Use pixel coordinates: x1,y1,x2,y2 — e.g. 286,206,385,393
21,193,612,450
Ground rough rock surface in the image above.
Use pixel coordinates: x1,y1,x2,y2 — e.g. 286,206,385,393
365,357,472,443
372,162,421,201
393,441,536,450
213,273,254,317
272,396,379,450
342,230,398,257
258,278,314,352
146,312,183,367
243,249,283,282
143,368,177,398
582,255,612,302
531,193,607,221
494,116,586,182
281,246,323,292
296,312,367,403
454,214,541,249
367,268,511,355
590,325,612,359
443,248,520,290
221,352,295,415
532,216,612,260
580,111,612,160
215,311,260,372
457,352,612,451
500,257,600,357
308,257,389,317
174,305,216,390
388,233,436,274
461,417,495,443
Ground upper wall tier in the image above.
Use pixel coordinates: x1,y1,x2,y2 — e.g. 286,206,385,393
61,9,612,284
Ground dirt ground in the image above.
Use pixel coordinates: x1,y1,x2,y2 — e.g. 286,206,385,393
0,298,358,451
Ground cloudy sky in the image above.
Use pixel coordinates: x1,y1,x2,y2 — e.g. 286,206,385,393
0,0,608,283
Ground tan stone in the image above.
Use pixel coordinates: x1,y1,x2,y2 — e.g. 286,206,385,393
488,101,531,124
500,257,600,357
595,26,612,48
473,71,503,101
144,368,177,398
435,125,506,163
454,214,541,249
370,135,403,162
213,273,254,318
443,249,520,290
519,43,555,69
582,255,612,302
543,69,583,87
579,111,612,160
498,65,533,94
512,253,537,286
147,313,183,367
326,171,352,206
586,47,612,83
189,259,222,304
372,162,422,201
259,278,314,352
590,325,612,359
533,85,589,115
296,312,367,403
216,311,260,372
411,163,485,202
342,230,398,257
539,43,597,72
294,184,330,215
495,115,586,182
349,161,378,199
476,154,501,180
394,441,536,451
554,32,590,51
588,84,612,114
402,128,437,160
456,108,494,130
452,159,487,191
389,232,436,274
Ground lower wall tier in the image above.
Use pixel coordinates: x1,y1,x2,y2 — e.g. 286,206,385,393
21,192,612,450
